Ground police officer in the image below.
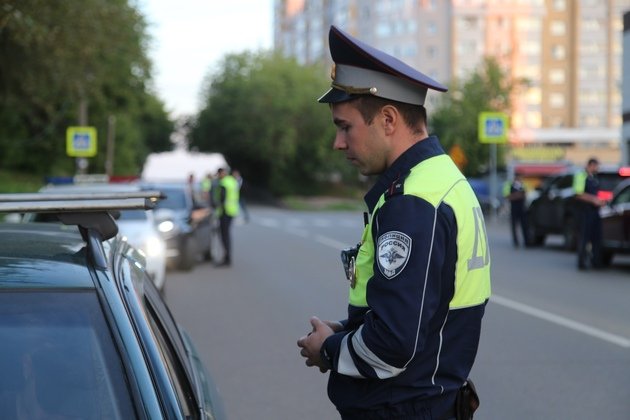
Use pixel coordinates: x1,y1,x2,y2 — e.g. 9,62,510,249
214,168,239,267
573,158,605,270
503,174,528,247
297,26,491,419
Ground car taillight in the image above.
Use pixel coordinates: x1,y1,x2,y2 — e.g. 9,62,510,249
618,167,630,177
598,190,613,201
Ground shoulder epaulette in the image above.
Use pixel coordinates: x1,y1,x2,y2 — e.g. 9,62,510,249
385,171,409,200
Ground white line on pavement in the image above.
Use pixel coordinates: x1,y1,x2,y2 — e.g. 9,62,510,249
491,294,630,348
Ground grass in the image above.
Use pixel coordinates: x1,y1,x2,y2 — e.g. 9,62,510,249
281,195,365,211
0,170,44,193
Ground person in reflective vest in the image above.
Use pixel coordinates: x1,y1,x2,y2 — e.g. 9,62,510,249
502,174,528,247
214,168,239,267
573,158,605,270
297,25,491,420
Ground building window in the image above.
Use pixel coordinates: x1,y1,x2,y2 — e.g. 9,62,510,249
551,45,566,60
376,22,392,37
427,21,436,35
552,0,566,11
549,93,565,108
549,69,565,84
550,20,565,36
581,115,601,127
527,112,542,128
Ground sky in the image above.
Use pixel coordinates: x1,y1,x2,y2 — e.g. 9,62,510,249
138,0,274,118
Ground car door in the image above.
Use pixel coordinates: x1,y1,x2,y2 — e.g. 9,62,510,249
142,279,225,420
534,175,569,231
601,184,630,249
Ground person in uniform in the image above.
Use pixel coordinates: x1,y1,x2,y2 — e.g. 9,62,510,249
214,168,240,267
503,174,528,247
297,26,491,420
573,158,605,270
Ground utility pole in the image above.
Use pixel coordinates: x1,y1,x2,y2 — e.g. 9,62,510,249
105,115,116,177
76,97,89,175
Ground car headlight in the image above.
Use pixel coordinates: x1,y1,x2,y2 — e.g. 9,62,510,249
145,236,165,258
158,220,175,233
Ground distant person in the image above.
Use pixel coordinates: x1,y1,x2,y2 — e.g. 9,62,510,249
503,174,528,247
201,172,213,205
231,169,249,223
573,157,605,270
214,168,240,267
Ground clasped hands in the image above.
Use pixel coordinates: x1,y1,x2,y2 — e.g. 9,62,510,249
297,317,342,373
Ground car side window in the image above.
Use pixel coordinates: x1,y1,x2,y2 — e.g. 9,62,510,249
143,285,198,418
0,291,136,419
557,175,573,190
612,186,630,206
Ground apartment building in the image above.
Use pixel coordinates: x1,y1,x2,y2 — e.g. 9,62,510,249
275,0,630,164
623,10,630,164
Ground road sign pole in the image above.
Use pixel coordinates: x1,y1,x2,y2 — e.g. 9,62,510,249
490,143,498,219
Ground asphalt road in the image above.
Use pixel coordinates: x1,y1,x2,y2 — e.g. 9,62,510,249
164,205,630,420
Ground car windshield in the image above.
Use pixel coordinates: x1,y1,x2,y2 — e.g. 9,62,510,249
0,291,135,419
118,209,147,221
598,173,625,192
154,188,187,211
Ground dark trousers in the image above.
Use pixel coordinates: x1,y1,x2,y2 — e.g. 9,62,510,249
219,214,233,263
510,206,528,247
338,395,455,420
577,208,602,269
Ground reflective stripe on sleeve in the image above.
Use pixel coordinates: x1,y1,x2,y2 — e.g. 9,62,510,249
337,334,365,378
338,326,406,379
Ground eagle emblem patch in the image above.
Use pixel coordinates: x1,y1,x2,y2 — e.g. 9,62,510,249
377,231,412,279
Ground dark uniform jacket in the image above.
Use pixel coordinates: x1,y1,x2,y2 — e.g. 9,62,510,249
321,136,491,418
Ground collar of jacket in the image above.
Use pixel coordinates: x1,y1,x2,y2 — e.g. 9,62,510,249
363,135,445,213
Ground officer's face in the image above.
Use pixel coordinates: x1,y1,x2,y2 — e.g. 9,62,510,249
331,102,388,175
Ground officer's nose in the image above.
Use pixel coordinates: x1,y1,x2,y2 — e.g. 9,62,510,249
333,133,347,150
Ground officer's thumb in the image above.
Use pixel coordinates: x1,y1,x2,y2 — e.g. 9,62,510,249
309,316,324,332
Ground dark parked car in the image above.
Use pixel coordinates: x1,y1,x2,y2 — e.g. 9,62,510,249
142,182,214,270
600,178,630,265
0,191,225,419
526,165,630,249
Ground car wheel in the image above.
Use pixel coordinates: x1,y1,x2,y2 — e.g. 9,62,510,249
600,250,614,267
562,217,577,251
178,237,198,271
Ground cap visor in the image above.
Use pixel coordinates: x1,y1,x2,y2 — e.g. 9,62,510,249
318,87,356,104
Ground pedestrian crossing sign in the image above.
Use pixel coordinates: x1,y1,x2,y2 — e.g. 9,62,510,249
66,126,97,157
478,112,508,144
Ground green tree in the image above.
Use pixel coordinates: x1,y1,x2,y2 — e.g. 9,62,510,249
430,57,527,177
190,51,350,196
0,0,173,177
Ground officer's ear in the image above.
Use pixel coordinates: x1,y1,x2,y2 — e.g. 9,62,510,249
379,105,399,135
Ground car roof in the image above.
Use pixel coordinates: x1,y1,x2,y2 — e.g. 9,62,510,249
0,223,95,289
39,183,142,193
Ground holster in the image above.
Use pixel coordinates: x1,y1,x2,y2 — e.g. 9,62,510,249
455,379,480,420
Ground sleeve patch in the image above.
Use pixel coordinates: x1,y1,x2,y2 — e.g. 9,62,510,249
376,231,412,279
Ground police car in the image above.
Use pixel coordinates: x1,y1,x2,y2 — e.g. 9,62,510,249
0,192,225,419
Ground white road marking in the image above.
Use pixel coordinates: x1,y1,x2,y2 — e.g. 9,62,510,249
314,234,347,249
491,294,630,348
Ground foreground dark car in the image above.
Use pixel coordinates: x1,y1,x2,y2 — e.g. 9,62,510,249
0,192,225,419
600,179,630,265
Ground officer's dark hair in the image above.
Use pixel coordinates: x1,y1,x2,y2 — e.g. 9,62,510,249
587,157,599,166
351,96,427,135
